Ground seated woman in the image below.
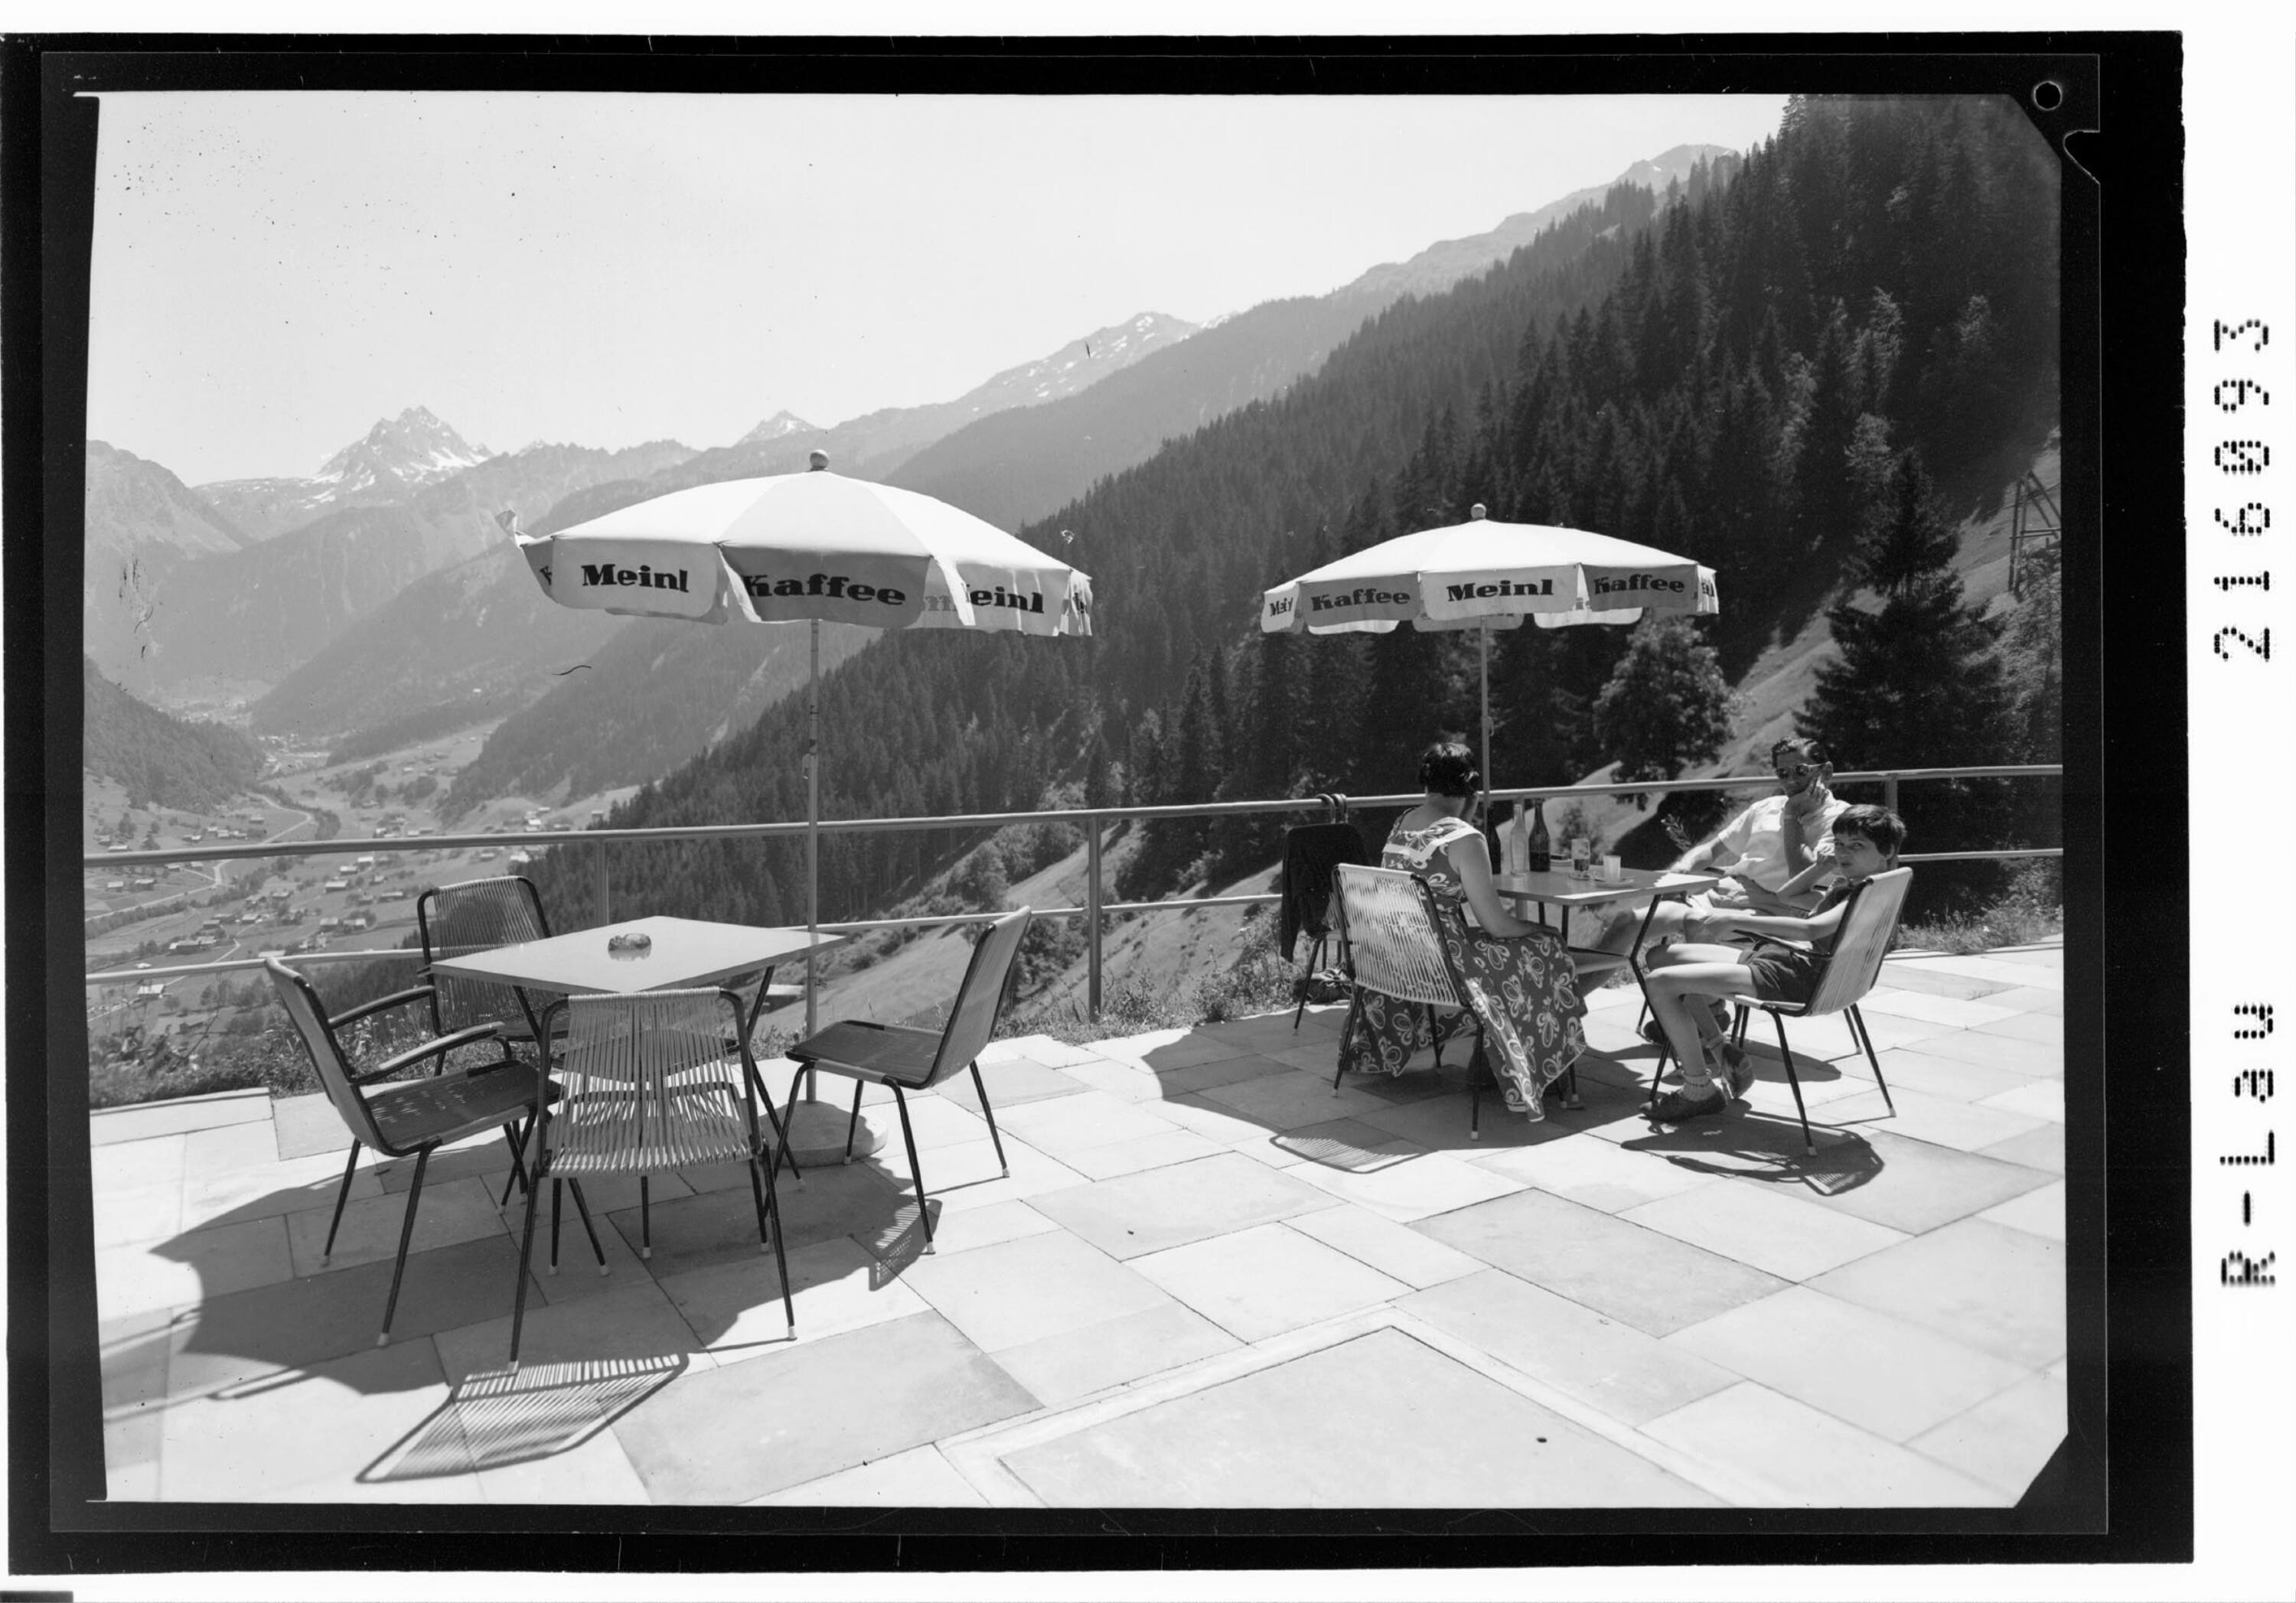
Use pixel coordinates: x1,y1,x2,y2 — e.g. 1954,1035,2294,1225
1339,741,1587,1120
1640,804,1907,1122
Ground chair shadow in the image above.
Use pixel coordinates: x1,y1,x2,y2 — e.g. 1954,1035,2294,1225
142,1130,920,1402
357,1354,687,1481
1616,1113,1884,1196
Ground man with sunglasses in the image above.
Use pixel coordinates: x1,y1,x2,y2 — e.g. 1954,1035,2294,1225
1591,736,1850,956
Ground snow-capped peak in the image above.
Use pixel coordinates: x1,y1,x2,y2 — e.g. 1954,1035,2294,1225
736,410,821,446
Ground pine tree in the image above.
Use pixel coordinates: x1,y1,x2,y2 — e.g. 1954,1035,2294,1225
1799,453,2018,914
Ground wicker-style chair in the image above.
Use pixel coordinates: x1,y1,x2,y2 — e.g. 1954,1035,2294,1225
1648,868,1912,1154
510,987,793,1367
416,875,555,1050
264,957,551,1349
1329,864,1492,1139
783,907,1032,1253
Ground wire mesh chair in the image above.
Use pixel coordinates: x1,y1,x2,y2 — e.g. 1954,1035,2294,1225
509,987,794,1368
416,875,554,1049
784,907,1033,1253
265,957,551,1349
1329,864,1489,1138
1644,868,1912,1154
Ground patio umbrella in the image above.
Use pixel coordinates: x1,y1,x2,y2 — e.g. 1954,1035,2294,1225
1260,503,1717,821
508,453,1094,1154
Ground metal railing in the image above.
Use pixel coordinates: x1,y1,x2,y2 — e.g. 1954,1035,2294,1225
83,763,2063,1018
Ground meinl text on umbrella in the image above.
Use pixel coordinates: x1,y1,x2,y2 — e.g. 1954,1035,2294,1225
1445,578,1556,600
581,562,691,592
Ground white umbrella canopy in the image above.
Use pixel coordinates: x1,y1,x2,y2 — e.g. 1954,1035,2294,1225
1260,505,1718,820
506,458,1093,1155
513,464,1094,636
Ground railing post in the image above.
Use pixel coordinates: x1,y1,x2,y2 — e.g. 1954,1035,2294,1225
595,840,611,925
1085,811,1104,1022
1883,774,1900,815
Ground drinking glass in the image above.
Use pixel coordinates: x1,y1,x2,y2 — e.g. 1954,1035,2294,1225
1570,837,1591,879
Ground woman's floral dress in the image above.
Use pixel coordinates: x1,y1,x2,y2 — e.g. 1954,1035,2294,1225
1337,813,1587,1119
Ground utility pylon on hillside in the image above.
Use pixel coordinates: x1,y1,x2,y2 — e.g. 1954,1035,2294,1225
2008,473,2062,599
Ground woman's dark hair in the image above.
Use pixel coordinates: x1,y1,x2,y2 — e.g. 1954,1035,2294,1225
1417,741,1480,799
1833,803,1906,860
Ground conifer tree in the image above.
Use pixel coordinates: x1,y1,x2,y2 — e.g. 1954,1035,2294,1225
1799,453,2017,912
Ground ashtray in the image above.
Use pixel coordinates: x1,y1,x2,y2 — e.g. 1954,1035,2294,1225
605,931,653,956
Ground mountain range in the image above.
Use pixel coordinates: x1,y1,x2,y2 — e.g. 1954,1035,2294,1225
89,141,1735,783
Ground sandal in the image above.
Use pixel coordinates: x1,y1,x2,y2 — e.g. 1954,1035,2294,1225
1645,1084,1728,1122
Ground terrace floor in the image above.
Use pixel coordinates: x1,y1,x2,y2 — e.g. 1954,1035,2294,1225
92,942,2069,1508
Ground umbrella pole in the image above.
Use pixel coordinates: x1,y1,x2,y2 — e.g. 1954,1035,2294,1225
1479,624,1492,837
807,617,820,1052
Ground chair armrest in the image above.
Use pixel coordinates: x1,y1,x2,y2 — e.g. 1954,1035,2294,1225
328,983,439,1031
354,1023,510,1084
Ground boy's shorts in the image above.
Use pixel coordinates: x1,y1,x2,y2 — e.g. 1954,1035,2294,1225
1740,940,1821,1006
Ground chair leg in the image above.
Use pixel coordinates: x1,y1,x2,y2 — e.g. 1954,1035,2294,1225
1851,1005,1896,1116
751,1147,796,1338
889,1084,934,1252
495,1121,528,1210
1333,989,1367,1093
750,1067,804,1188
843,1078,866,1164
1427,1005,1446,1070
1733,1005,1749,1048
377,1145,432,1347
550,1178,563,1274
1293,934,1324,1030
1769,1011,1815,1155
508,1153,546,1370
968,1061,1009,1178
639,1175,652,1259
321,1141,362,1266
1467,1034,1483,1141
565,1178,607,1272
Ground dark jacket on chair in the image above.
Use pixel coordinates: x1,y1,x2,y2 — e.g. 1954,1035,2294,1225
1279,821,1371,963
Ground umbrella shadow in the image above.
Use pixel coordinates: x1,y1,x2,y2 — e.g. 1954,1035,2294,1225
358,1354,687,1483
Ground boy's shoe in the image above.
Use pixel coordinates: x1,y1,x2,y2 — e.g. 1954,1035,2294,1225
1644,1084,1728,1122
1720,1044,1754,1099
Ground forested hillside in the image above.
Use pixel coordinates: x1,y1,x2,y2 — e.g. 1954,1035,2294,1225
83,657,266,810
532,96,2060,930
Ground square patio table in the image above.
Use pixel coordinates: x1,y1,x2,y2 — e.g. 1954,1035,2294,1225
429,914,864,1158
428,913,845,1024
1494,868,1724,1107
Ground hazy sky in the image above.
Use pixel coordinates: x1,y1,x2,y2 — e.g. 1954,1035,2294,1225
86,91,1787,485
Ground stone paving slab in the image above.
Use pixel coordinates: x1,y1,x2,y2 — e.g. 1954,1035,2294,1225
1414,1188,1790,1338
1641,1381,2003,1507
1130,1221,1413,1343
894,1228,1178,1353
983,1298,1241,1410
1905,1370,2068,1496
1662,1285,2032,1443
1619,1181,1909,1282
751,1443,987,1506
1808,1217,2066,1370
609,1310,1039,1504
1402,1269,1740,1429
996,1326,1719,1508
1027,1152,1336,1260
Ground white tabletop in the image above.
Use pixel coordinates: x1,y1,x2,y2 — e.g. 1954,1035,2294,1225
1495,867,1724,907
429,914,845,996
